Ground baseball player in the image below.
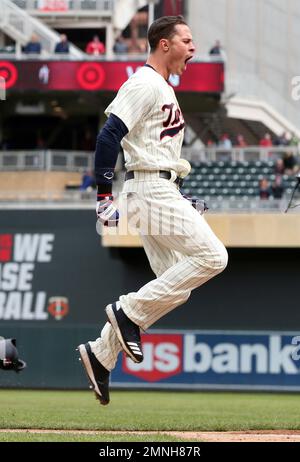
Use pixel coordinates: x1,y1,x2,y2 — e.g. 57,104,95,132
77,16,228,405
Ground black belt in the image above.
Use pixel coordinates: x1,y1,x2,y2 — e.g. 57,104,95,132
125,170,182,186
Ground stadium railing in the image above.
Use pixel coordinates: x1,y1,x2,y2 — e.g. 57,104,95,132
181,146,300,163
0,147,299,211
0,51,224,61
11,0,113,12
0,149,94,171
0,146,298,171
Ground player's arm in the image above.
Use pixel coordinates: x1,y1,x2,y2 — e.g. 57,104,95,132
94,114,128,226
95,113,128,194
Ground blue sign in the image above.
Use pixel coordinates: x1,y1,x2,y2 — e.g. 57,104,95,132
111,330,300,391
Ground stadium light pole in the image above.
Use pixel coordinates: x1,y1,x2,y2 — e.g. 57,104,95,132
148,0,155,26
147,0,159,52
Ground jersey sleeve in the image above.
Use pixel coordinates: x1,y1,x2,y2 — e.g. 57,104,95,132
105,79,156,132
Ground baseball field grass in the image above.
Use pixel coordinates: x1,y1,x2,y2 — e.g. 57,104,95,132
0,389,300,442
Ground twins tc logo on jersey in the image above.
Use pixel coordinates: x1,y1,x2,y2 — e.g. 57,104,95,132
160,103,185,140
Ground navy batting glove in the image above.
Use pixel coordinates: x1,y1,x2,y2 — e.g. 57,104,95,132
182,193,209,215
96,194,119,227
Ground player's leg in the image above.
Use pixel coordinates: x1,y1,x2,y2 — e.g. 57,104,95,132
119,215,227,330
106,182,227,357
77,322,122,405
105,233,190,364
140,233,184,278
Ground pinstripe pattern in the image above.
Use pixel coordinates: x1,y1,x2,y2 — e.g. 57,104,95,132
89,323,122,372
89,176,227,371
104,67,186,175
119,177,228,331
87,67,227,371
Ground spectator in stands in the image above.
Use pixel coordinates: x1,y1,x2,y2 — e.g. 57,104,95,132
283,151,298,175
271,174,285,199
218,133,232,149
113,35,129,54
54,34,70,54
86,35,105,55
80,171,95,191
235,134,247,147
259,132,273,147
206,138,217,147
209,40,226,61
274,131,290,146
274,158,285,175
24,34,42,54
259,177,271,200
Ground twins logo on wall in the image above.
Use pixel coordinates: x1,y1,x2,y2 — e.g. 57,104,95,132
112,332,300,391
0,233,69,321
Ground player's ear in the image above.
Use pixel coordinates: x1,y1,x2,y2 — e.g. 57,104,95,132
160,39,169,52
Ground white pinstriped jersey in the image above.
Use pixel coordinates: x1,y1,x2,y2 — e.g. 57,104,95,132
105,66,185,174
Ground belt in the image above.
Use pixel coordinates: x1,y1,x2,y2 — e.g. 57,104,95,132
125,170,182,186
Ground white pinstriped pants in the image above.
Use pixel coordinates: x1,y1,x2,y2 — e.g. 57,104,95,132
90,172,228,371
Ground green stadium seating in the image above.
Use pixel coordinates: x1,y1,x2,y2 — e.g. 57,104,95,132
180,159,292,201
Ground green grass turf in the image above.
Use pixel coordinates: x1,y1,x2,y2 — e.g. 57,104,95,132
0,432,191,443
0,389,299,435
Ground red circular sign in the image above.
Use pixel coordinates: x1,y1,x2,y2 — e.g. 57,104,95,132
0,61,18,89
76,63,105,90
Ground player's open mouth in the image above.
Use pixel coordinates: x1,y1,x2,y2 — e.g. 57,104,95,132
184,56,193,65
183,56,193,70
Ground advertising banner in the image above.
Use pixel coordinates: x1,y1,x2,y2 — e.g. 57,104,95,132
0,210,110,325
0,209,299,389
112,331,300,391
0,61,224,93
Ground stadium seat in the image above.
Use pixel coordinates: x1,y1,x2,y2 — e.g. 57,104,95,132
187,159,296,201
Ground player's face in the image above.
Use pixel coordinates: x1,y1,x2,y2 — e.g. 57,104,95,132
167,25,195,76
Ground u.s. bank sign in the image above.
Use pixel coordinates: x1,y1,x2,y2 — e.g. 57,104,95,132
111,330,300,392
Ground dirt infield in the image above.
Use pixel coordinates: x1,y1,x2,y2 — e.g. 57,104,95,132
1,429,300,442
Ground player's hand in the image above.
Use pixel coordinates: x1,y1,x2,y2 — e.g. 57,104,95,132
182,194,209,215
96,195,119,227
